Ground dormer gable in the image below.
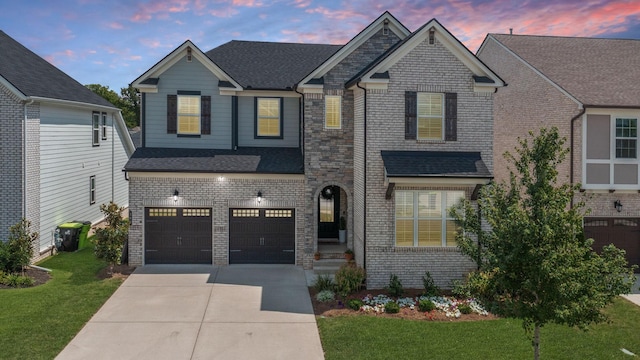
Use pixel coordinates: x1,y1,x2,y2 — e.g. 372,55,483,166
296,11,410,93
132,40,242,94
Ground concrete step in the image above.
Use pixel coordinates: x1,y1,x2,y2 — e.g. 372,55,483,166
312,258,346,273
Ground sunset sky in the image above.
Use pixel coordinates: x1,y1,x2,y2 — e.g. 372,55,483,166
2,0,639,92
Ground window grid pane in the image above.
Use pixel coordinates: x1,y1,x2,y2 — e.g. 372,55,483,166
178,95,200,134
616,118,637,159
417,93,443,140
325,96,341,129
319,197,334,222
257,99,280,137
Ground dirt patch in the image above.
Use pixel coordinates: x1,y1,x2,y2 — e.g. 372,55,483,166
309,288,498,322
0,267,52,289
96,264,136,280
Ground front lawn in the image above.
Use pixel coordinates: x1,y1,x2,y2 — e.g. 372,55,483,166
0,246,124,359
318,297,640,359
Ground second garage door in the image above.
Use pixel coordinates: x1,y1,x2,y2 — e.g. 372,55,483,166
584,217,640,270
229,208,295,264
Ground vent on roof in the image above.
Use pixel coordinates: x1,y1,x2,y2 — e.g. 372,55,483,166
383,19,389,35
428,29,435,45
187,47,192,62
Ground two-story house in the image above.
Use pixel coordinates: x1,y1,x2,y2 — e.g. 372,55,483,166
126,12,503,288
0,31,134,260
477,34,640,269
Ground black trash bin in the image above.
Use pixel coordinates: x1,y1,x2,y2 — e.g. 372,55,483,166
54,223,84,252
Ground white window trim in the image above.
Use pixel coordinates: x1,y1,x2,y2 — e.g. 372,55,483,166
417,92,444,141
256,97,282,138
583,110,640,190
92,112,100,146
89,175,96,205
394,190,462,247
177,95,201,135
324,95,342,129
101,112,108,140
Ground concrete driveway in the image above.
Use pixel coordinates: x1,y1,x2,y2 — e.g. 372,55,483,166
56,265,324,360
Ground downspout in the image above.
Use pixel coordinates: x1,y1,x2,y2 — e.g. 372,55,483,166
112,113,115,201
356,82,367,270
23,98,34,220
569,106,586,208
293,86,305,164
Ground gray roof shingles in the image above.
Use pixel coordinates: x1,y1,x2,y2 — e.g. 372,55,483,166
381,151,492,178
206,40,341,90
0,31,115,108
124,147,303,174
492,34,640,107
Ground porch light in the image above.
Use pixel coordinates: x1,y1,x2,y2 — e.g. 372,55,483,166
173,189,179,202
257,191,262,204
614,200,622,212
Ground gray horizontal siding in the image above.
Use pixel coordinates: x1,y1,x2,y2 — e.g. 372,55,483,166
145,57,232,149
237,96,299,147
39,104,129,250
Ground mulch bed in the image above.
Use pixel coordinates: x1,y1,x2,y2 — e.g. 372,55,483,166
0,264,136,289
0,267,52,289
309,288,498,322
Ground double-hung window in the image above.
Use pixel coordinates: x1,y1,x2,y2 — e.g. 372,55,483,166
417,93,444,140
101,112,107,140
616,118,637,159
92,112,100,146
395,190,464,247
89,176,96,205
256,98,282,138
178,95,201,135
325,95,341,129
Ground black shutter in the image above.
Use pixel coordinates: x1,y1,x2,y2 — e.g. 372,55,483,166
445,92,457,141
201,95,211,135
167,94,177,134
405,91,417,140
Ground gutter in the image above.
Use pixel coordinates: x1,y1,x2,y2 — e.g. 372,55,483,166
356,82,367,270
293,86,305,167
569,106,586,208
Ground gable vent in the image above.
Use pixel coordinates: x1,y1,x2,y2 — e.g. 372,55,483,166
186,47,192,62
383,19,389,35
428,29,435,45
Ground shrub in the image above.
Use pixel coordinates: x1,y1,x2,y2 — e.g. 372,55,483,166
347,298,364,311
422,271,440,296
334,263,366,297
451,279,472,299
0,271,35,287
384,301,400,314
93,202,129,272
313,274,335,292
316,290,335,302
458,303,473,314
419,299,436,312
386,274,403,297
0,219,38,274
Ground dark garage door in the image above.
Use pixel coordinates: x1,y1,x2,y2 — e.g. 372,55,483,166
584,217,640,270
229,208,295,264
145,208,212,264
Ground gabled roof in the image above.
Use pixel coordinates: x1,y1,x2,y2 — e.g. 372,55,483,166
124,147,303,174
381,151,492,178
206,41,340,90
483,34,640,107
346,19,504,90
0,30,115,107
297,11,410,88
132,40,243,92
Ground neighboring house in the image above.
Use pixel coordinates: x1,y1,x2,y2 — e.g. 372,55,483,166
477,34,640,269
0,31,134,260
126,12,503,288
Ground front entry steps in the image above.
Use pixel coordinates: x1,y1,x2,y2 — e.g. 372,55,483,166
313,243,348,275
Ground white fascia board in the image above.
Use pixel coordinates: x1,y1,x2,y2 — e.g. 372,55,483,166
362,21,504,89
387,176,492,186
30,96,119,112
237,90,301,98
297,12,410,88
128,171,304,180
132,40,243,92
114,111,135,157
136,85,158,93
0,75,27,101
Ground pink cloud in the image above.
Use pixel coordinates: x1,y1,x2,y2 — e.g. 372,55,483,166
130,0,190,23
208,7,239,17
291,0,311,8
108,22,124,30
232,0,263,6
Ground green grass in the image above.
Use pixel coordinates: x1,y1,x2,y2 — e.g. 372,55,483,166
0,246,123,359
318,298,640,360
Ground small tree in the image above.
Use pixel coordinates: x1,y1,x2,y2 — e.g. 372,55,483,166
0,219,38,274
451,127,636,360
93,202,129,273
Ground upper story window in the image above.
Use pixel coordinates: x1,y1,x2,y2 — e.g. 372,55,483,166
395,190,464,247
255,97,282,138
101,112,108,140
89,175,96,205
615,118,637,159
405,91,457,141
584,113,640,189
178,95,201,135
92,112,100,146
417,93,444,140
325,95,342,129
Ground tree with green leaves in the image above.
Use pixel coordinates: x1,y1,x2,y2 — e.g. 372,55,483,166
93,202,129,273
451,127,636,360
86,84,140,128
0,219,38,274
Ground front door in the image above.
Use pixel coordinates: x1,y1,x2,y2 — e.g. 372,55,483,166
318,186,339,239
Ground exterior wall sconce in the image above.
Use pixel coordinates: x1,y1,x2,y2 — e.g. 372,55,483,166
257,191,262,204
173,189,179,202
614,200,622,212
